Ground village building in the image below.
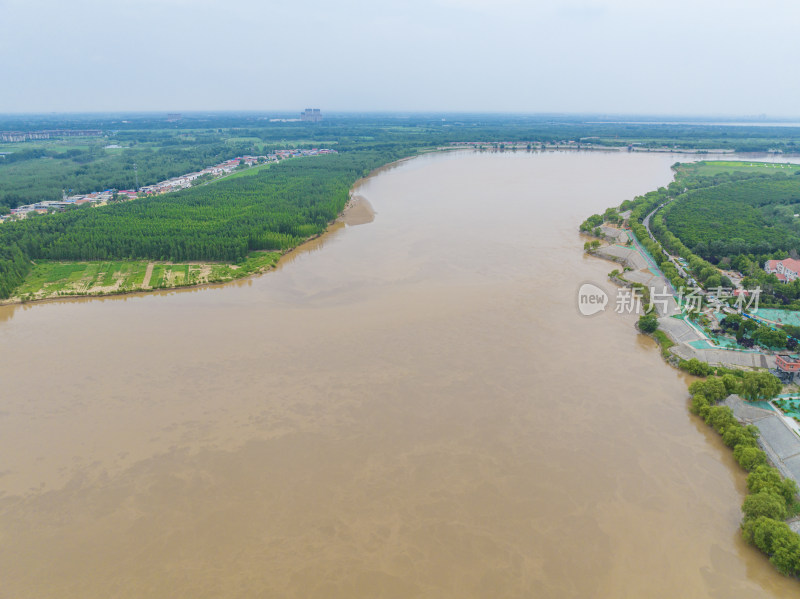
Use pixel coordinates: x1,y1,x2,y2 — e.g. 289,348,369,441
775,354,800,383
1,149,336,226
764,258,800,283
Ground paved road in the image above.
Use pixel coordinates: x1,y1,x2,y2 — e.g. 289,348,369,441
724,395,800,484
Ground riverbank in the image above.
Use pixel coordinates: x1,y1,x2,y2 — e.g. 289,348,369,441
0,152,417,307
588,233,772,370
584,170,800,582
6,148,799,597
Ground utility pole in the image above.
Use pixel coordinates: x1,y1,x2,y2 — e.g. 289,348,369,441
134,163,139,191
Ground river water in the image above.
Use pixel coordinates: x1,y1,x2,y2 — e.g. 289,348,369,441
1,150,798,598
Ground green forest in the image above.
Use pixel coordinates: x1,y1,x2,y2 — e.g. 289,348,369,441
0,147,410,298
664,175,800,260
5,112,800,213
0,142,254,210
5,115,800,301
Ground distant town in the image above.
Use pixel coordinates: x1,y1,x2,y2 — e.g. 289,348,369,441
0,147,336,225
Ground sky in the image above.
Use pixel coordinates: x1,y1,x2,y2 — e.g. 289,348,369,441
1,0,799,116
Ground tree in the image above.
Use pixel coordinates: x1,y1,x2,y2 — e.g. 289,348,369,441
705,405,738,434
638,313,658,334
752,326,788,349
740,371,783,402
721,314,742,332
690,393,710,417
721,373,741,394
681,358,713,376
741,516,800,575
705,274,722,289
734,445,768,471
747,465,799,507
690,376,728,403
742,491,788,521
722,425,758,449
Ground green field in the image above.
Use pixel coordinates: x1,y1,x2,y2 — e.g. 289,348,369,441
10,251,281,302
16,260,151,298
675,160,800,179
206,161,272,185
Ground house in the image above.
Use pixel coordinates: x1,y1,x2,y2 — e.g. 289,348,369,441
777,354,800,373
775,354,800,383
764,258,800,282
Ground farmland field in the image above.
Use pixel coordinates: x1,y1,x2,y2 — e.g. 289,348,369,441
9,252,280,302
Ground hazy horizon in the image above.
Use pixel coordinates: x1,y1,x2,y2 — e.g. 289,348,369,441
3,110,800,121
2,0,799,115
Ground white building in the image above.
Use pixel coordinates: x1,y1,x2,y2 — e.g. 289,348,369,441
765,258,800,282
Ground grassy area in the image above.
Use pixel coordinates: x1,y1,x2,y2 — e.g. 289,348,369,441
10,251,282,302
675,160,800,179
652,330,676,359
206,161,272,185
149,264,165,287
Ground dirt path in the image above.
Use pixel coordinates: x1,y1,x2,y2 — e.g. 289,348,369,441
141,263,154,288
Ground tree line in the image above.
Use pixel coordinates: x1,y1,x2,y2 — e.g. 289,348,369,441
689,373,800,578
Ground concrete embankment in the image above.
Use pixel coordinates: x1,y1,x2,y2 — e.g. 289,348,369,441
723,394,800,532
590,233,773,369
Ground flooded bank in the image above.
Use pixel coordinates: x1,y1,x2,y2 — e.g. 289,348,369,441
1,150,798,597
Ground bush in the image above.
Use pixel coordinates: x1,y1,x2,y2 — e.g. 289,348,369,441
638,313,658,334
679,358,713,376
651,330,674,358
742,491,788,521
734,445,768,471
721,373,742,395
705,405,737,434
722,425,758,449
690,393,710,417
689,377,729,403
747,466,799,507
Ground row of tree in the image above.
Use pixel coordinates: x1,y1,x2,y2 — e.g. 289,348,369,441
688,373,800,577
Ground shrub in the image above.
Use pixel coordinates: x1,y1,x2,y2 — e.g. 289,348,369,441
747,466,799,507
705,405,738,434
689,393,710,417
734,445,768,471
638,313,658,334
680,358,713,376
722,425,759,450
742,491,788,521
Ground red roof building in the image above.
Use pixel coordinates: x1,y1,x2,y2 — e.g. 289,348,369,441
765,258,800,283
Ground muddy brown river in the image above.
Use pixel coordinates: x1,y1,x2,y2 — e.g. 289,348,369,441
1,150,798,597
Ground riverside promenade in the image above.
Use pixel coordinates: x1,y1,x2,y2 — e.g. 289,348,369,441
592,231,772,369
723,394,800,533
723,395,800,483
